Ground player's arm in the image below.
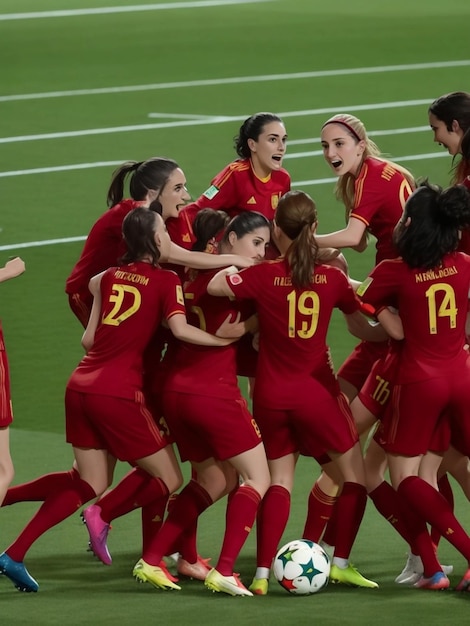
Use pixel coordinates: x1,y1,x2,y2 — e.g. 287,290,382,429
376,306,404,340
216,312,258,339
207,267,238,298
315,217,367,250
343,310,389,342
81,272,104,352
0,257,25,282
167,312,237,346
167,242,254,270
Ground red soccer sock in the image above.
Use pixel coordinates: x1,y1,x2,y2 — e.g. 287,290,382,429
143,480,213,566
321,499,339,548
6,473,96,562
255,485,290,569
430,474,455,548
303,482,337,543
215,484,261,576
2,468,79,506
141,496,169,554
97,468,152,523
332,482,367,560
176,521,198,564
399,476,470,565
368,480,412,545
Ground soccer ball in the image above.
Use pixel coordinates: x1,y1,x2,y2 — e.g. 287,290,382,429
273,539,330,595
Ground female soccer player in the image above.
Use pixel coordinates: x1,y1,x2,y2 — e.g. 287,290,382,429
166,112,290,249
359,181,470,591
0,209,237,593
303,114,415,550
66,157,254,327
0,257,26,506
132,211,271,596
428,91,470,184
208,190,393,593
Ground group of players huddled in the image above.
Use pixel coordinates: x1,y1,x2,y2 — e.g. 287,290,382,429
1,92,470,596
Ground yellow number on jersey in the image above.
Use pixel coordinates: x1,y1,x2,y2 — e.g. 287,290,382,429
425,283,457,334
102,284,142,326
287,290,320,338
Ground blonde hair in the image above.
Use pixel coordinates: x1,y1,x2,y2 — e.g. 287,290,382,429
322,114,415,220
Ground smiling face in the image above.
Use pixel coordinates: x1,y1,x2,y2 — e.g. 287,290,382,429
158,167,191,221
227,226,271,260
320,123,365,176
428,112,464,156
248,121,287,178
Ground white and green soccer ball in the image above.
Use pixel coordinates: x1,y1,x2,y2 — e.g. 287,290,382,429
273,539,330,595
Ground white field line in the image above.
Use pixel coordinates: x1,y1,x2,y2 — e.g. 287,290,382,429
0,60,469,103
0,124,443,179
0,101,438,145
0,0,271,21
0,151,449,252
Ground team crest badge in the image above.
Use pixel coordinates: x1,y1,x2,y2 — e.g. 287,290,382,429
271,194,280,210
229,274,243,286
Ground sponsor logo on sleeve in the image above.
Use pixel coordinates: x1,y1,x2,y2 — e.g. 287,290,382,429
203,185,219,200
176,284,185,305
356,276,373,297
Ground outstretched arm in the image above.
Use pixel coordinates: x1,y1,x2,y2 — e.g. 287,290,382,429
315,217,367,251
167,242,254,270
167,313,238,346
0,257,25,283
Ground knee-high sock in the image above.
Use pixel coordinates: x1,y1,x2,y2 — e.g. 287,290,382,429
2,468,79,506
97,468,151,523
99,470,169,525
430,474,455,548
216,485,261,576
333,482,367,560
321,499,339,548
143,480,212,566
303,482,336,543
399,476,470,566
6,473,96,562
141,496,169,554
368,480,412,545
255,485,290,569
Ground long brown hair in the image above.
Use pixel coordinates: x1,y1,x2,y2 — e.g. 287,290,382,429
275,190,319,288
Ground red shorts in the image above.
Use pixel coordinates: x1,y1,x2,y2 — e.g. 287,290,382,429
338,340,389,391
162,391,262,462
0,330,13,428
68,291,92,329
65,388,169,461
358,346,399,419
374,371,470,456
254,380,358,461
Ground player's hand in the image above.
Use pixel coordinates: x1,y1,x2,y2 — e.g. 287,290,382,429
216,312,244,338
5,257,26,278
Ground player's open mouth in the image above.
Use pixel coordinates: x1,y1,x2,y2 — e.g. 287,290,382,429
272,155,282,162
331,160,342,169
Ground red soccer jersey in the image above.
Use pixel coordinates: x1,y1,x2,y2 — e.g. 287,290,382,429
65,199,144,296
226,258,360,407
166,158,291,248
351,157,413,263
164,269,254,398
67,262,185,399
359,253,470,383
